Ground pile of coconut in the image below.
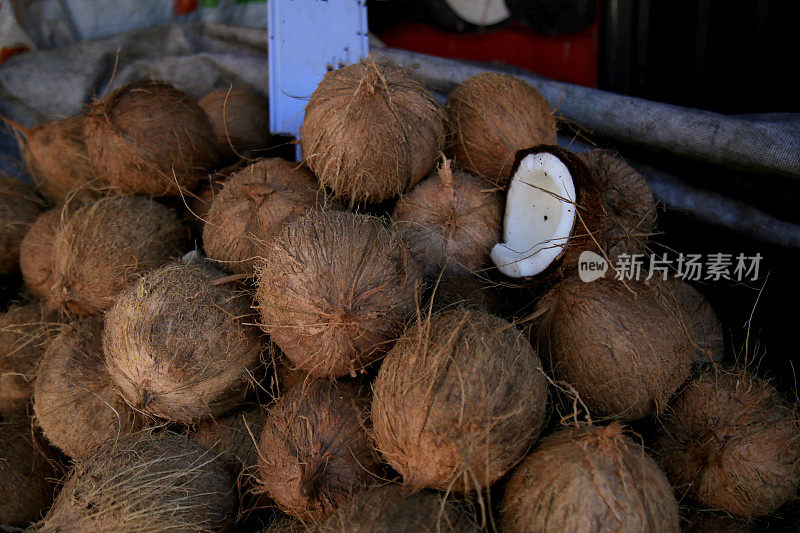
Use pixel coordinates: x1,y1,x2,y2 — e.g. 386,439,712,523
1,58,797,532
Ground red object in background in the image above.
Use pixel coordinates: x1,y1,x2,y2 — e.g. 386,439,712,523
378,21,599,88
0,45,29,65
174,0,198,16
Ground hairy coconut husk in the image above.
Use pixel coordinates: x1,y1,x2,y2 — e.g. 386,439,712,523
194,405,266,478
33,317,142,460
446,73,556,186
257,380,381,521
0,177,45,275
0,301,60,415
301,58,446,205
39,431,236,532
663,278,725,365
393,158,502,277
681,510,753,533
372,309,548,493
104,262,264,423
256,210,422,378
314,485,479,532
199,87,272,158
203,158,325,275
653,369,800,519
500,423,680,532
84,80,219,196
187,172,228,234
47,195,188,315
428,276,503,313
533,275,693,420
0,415,58,527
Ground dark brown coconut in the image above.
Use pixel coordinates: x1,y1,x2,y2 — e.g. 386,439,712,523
39,431,236,532
0,177,45,274
301,58,446,205
0,301,60,415
188,172,227,234
84,80,219,196
257,380,380,521
653,369,800,519
393,158,502,277
663,278,725,365
428,276,503,313
203,158,325,275
372,309,548,493
681,510,753,533
33,317,142,460
446,73,556,186
47,195,188,315
104,262,264,423
193,405,267,477
533,275,693,420
199,87,272,158
256,210,422,378
0,415,57,527
500,423,680,532
315,485,478,532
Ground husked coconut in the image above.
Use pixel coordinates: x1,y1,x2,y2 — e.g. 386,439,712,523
199,87,272,158
301,58,446,204
372,309,548,493
0,177,45,274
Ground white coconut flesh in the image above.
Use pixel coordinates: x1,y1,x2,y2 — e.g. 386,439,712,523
491,152,576,278
445,0,511,26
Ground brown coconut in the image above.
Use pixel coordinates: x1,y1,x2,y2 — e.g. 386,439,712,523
500,423,680,533
193,405,267,478
256,210,422,378
104,262,264,423
203,158,325,275
47,195,188,315
315,485,478,533
84,80,219,196
257,380,380,521
681,510,753,533
0,415,57,527
0,177,45,274
653,369,800,519
301,58,446,205
428,276,503,313
33,317,142,460
393,157,502,277
39,431,236,532
659,278,725,365
446,73,557,186
0,301,59,415
199,87,272,158
533,275,693,420
372,309,548,493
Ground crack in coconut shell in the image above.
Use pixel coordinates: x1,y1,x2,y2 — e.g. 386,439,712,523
46,195,189,316
446,73,557,187
33,317,143,460
532,275,693,420
0,177,46,275
83,80,219,197
255,210,422,378
257,380,381,521
500,423,680,532
301,57,446,205
37,431,236,532
653,368,800,519
393,157,503,277
372,309,548,493
203,158,328,275
199,87,273,159
103,262,265,423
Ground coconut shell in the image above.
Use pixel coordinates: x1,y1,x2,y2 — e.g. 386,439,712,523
533,275,693,420
0,415,57,527
256,210,422,378
199,87,272,158
428,276,503,313
393,158,502,277
84,80,219,196
315,485,478,532
446,73,557,186
257,380,380,521
33,317,142,460
104,262,264,423
500,423,680,532
653,369,800,519
0,177,45,275
301,58,446,205
0,301,59,415
47,195,188,315
39,431,236,532
372,309,548,493
203,158,324,275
